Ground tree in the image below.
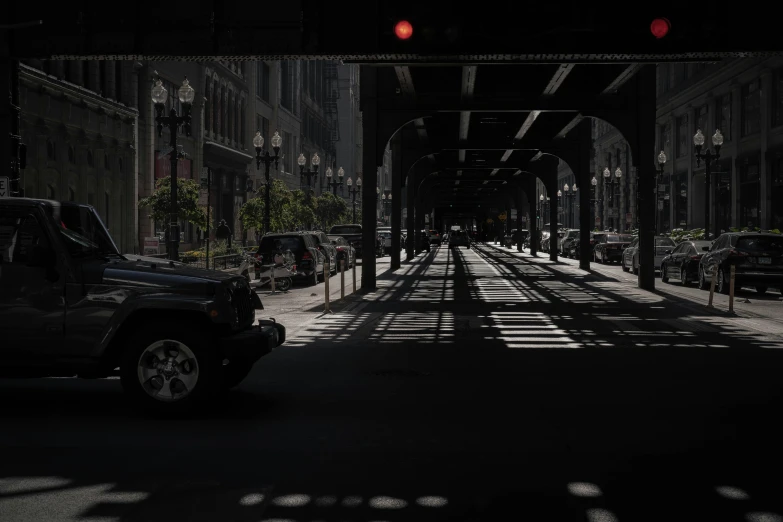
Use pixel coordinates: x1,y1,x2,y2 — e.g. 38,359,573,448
239,179,295,239
139,177,210,230
315,192,349,230
282,189,316,230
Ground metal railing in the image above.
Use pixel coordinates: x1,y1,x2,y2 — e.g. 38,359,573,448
140,252,244,272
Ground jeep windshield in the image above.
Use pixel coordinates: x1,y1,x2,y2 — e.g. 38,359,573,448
53,203,121,259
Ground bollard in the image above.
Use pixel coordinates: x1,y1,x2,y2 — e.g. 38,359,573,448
340,259,345,299
270,266,276,294
324,258,332,313
352,255,357,293
707,264,718,308
728,264,736,313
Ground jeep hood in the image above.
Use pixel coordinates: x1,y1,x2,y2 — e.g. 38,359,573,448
100,257,242,290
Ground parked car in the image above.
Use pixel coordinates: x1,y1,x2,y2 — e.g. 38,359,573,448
660,239,713,285
0,198,285,412
622,235,675,273
419,230,432,252
256,233,324,286
328,235,356,268
593,233,633,263
328,224,362,257
304,230,338,275
429,230,442,245
573,232,606,259
697,232,783,294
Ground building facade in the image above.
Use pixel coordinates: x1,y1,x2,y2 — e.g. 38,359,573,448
17,59,139,253
336,64,362,198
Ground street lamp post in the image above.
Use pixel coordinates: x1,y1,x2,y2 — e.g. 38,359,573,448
326,166,345,195
253,131,283,236
346,176,362,222
656,151,667,234
601,167,622,230
693,129,723,240
590,176,602,230
152,77,195,262
298,152,320,196
563,183,577,228
382,193,392,223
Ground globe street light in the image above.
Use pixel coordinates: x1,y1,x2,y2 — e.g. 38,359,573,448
563,183,577,228
693,128,723,239
326,165,345,195
253,130,283,235
152,77,194,262
347,176,362,222
298,152,320,196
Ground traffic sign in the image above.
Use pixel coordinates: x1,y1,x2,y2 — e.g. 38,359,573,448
0,176,9,198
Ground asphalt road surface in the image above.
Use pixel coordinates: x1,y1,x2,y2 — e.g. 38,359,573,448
2,244,783,521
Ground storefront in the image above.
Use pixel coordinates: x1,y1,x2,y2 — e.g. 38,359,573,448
714,159,732,234
673,171,688,229
203,141,253,244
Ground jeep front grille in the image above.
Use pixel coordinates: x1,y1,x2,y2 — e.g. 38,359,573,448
231,281,255,327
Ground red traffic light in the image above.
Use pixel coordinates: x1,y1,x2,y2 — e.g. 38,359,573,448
650,18,671,39
394,20,413,40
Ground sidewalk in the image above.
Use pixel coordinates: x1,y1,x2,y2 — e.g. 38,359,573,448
480,242,783,337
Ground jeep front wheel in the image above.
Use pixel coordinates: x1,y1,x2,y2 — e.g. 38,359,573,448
120,325,220,412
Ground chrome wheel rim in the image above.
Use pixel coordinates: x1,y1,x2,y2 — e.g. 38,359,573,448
136,340,199,402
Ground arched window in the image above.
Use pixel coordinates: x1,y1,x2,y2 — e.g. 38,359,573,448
240,99,246,147
68,145,76,164
118,157,123,173
104,153,110,170
69,187,75,201
87,150,94,167
204,80,211,133
47,139,56,161
47,184,55,200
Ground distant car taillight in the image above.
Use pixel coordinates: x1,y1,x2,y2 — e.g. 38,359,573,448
302,252,312,260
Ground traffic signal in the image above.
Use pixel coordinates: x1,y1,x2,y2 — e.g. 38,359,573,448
394,20,413,40
650,18,671,39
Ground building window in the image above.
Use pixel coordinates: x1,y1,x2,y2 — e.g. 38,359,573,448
280,61,292,111
68,146,75,164
69,187,75,202
716,161,732,234
676,114,689,158
283,131,293,173
47,184,55,200
104,153,110,170
771,154,783,230
739,158,760,228
256,62,270,102
87,150,94,167
773,68,783,128
717,93,731,141
659,122,672,159
118,157,123,173
240,100,246,147
741,79,761,137
696,104,709,138
674,172,688,228
204,80,211,132
47,139,56,161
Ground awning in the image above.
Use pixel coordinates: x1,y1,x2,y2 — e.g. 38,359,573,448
204,140,254,170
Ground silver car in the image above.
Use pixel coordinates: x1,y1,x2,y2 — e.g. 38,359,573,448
622,235,676,274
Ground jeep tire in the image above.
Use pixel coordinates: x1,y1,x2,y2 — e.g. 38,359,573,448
120,323,222,413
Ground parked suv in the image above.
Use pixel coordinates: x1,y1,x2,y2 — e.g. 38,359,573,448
0,198,285,412
698,232,783,294
256,233,324,286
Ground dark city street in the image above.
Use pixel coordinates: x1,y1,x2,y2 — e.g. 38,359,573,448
2,246,783,521
3,3,783,521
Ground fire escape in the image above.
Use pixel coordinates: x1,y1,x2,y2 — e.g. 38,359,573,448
324,61,340,156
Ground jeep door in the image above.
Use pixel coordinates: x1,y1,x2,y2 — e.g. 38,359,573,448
0,207,66,360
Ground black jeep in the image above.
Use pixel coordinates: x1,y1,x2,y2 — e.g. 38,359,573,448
0,198,285,412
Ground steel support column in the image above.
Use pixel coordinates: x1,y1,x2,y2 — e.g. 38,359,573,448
636,66,657,290
390,136,402,269
578,119,593,270
360,65,378,290
406,170,415,260
549,188,558,261
527,176,538,256
516,188,524,252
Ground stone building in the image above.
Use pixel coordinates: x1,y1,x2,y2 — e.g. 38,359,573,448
17,59,139,253
336,64,363,196
301,60,340,197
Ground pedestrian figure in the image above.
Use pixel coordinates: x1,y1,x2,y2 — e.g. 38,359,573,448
216,219,233,248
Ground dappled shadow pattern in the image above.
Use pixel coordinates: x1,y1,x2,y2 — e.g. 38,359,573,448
3,244,783,520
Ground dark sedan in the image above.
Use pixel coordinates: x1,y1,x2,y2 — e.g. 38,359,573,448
593,234,633,263
659,239,713,285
